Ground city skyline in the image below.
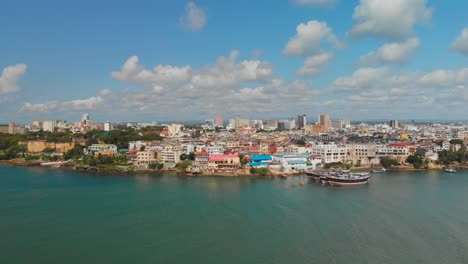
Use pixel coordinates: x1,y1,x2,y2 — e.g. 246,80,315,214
1,0,467,123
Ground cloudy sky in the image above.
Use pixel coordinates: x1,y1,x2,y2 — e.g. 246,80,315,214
1,0,467,123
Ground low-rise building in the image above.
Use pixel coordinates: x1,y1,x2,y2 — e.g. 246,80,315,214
133,151,156,167
208,154,240,171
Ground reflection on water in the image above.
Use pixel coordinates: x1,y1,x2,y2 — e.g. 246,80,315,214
1,166,468,264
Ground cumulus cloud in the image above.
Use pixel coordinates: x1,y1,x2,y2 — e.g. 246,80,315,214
0,64,27,94
190,50,273,90
180,2,207,31
359,38,420,65
350,0,433,40
333,67,387,91
111,56,192,84
450,28,468,56
295,0,335,6
99,89,112,96
284,20,339,56
22,96,103,112
297,52,334,76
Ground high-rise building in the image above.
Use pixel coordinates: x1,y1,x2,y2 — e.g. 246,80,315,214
43,120,57,132
263,120,278,130
215,115,224,127
343,117,351,126
8,122,15,134
104,121,113,132
390,120,399,128
331,120,343,129
297,115,307,129
318,114,331,129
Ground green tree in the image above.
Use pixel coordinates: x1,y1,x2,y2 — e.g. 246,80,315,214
180,153,188,161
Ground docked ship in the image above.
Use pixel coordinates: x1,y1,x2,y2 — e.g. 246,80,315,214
305,171,323,182
326,172,370,186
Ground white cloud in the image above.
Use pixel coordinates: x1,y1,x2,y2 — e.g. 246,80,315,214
190,50,273,90
111,56,192,84
295,0,335,6
359,38,420,65
0,64,27,94
350,0,433,40
99,89,112,96
297,52,334,76
333,67,387,91
450,28,468,56
418,68,468,86
284,20,339,56
180,2,207,31
22,96,103,112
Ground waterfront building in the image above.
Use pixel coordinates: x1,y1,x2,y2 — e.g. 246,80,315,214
133,151,156,167
208,154,240,171
271,152,311,171
85,144,118,156
191,152,210,171
311,143,347,164
160,145,183,168
376,142,412,157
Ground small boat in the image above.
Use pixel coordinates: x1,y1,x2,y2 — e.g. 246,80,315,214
445,168,456,173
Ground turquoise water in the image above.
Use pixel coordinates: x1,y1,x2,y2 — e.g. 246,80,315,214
1,166,468,263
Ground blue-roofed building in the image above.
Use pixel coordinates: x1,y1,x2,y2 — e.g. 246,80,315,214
250,155,272,162
248,155,272,168
249,162,268,168
272,152,314,171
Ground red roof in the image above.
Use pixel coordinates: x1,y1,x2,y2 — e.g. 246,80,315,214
209,154,239,162
388,142,412,147
197,151,209,155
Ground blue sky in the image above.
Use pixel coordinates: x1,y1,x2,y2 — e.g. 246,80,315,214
0,0,467,123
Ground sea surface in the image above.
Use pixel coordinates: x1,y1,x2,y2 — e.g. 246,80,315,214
1,166,468,264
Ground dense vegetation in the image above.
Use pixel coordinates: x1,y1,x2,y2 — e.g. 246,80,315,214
249,167,269,175
406,154,427,169
437,146,467,165
380,157,400,168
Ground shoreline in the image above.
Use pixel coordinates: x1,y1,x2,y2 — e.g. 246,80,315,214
1,159,467,177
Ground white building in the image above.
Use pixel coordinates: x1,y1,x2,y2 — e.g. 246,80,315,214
311,143,347,164
85,144,118,155
206,145,225,155
43,120,57,132
160,145,183,167
168,124,183,137
104,121,113,132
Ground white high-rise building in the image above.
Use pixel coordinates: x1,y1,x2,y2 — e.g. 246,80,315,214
43,120,57,132
104,121,113,132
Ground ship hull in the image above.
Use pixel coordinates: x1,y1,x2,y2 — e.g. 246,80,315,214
327,178,369,186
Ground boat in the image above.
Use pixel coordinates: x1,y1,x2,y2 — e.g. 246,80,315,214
371,167,386,173
326,173,371,186
306,171,323,182
445,168,456,173
40,160,70,167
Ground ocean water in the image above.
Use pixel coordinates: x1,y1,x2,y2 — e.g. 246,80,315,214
1,166,467,264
